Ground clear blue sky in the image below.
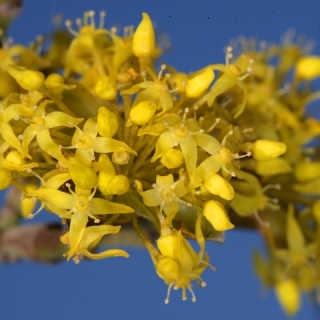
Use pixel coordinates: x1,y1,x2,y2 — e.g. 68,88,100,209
1,0,320,319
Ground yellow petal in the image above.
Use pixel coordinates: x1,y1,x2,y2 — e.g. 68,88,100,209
93,137,137,155
68,211,88,260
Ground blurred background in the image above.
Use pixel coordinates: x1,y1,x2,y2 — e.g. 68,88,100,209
1,0,320,319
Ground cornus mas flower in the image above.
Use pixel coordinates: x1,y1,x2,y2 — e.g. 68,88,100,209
146,108,221,181
135,174,189,225
1,9,320,314
194,129,251,184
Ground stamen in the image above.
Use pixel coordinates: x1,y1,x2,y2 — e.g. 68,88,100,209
226,46,233,67
254,210,270,227
28,201,45,219
164,283,175,304
65,20,78,37
262,183,281,192
88,10,95,28
75,18,82,29
221,130,233,147
158,64,167,80
99,10,106,29
187,285,197,302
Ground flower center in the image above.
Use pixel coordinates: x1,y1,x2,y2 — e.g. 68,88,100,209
161,187,175,203
77,134,93,150
173,122,189,139
219,147,233,164
74,196,89,212
31,116,45,131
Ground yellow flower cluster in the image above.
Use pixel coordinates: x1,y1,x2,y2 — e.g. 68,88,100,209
1,9,320,313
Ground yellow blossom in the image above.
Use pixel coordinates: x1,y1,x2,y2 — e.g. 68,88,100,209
60,224,129,263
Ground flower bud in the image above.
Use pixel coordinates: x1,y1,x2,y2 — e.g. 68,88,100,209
128,100,156,125
161,149,184,169
275,280,300,316
132,12,155,58
252,139,287,160
0,168,12,190
255,158,292,176
204,173,234,200
95,75,118,100
107,175,130,195
203,200,234,231
7,65,44,91
296,56,320,80
294,161,320,182
97,107,118,138
68,158,97,190
312,200,320,225
185,67,214,98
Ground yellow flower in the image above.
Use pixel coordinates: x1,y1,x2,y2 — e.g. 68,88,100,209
149,109,221,181
142,213,213,303
60,224,129,263
194,130,251,184
122,64,173,115
28,184,134,260
207,49,252,117
68,117,136,166
20,100,83,160
135,174,188,225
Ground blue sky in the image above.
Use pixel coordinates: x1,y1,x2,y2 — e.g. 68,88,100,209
1,0,320,319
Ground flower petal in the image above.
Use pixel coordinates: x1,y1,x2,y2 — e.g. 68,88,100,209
36,129,65,162
193,133,221,155
83,248,129,260
80,225,121,249
45,111,83,128
68,211,88,260
180,136,197,180
93,137,137,155
194,155,221,185
151,131,176,161
140,189,162,207
156,174,174,187
89,198,134,214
